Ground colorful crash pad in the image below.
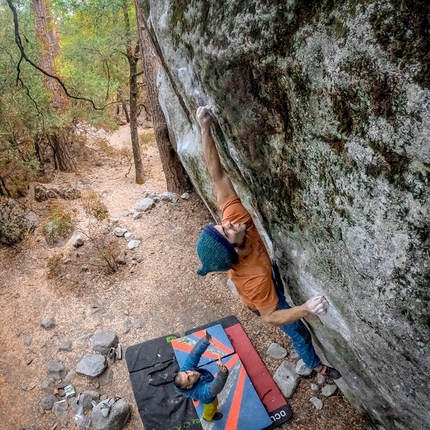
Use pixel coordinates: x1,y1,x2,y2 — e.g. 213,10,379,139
125,316,292,430
172,324,272,430
186,316,292,428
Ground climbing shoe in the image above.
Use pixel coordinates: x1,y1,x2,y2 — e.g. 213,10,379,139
319,365,342,380
203,412,223,421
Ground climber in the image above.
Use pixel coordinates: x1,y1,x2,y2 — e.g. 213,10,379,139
195,106,341,379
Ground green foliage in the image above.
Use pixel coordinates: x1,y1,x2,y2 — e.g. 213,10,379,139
0,3,47,196
82,190,109,221
0,219,25,245
140,131,155,146
52,0,139,126
0,0,141,194
98,242,119,273
43,202,73,240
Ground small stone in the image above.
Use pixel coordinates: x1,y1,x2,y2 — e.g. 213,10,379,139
296,359,313,376
161,192,178,203
65,274,72,280
113,227,127,237
41,394,57,410
58,339,72,352
110,218,119,224
273,361,300,398
321,384,338,397
266,343,288,359
124,310,129,316
41,379,54,393
132,210,142,220
135,198,155,212
82,389,100,400
52,400,68,422
47,361,66,381
143,190,158,199
24,335,32,347
181,192,190,200
91,330,118,354
91,398,131,430
127,239,141,250
316,373,326,385
76,354,107,377
71,235,84,248
41,317,56,330
122,210,130,217
309,396,323,409
310,383,319,392
64,370,76,383
124,232,135,241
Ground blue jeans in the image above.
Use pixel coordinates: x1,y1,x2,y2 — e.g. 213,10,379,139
272,266,321,369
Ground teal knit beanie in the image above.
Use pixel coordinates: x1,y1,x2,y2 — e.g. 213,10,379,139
196,225,238,276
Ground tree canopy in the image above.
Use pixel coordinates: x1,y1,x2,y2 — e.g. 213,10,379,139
0,0,141,195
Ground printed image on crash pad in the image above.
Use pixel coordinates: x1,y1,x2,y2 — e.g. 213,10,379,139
173,324,272,430
186,316,293,429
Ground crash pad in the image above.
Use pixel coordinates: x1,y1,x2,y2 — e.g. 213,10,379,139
125,316,292,430
172,324,272,430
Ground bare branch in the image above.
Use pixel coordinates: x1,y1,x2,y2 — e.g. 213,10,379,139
6,0,111,111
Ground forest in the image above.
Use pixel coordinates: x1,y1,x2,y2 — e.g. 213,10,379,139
0,0,187,209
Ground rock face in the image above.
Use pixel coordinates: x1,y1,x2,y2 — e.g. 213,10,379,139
139,1,430,429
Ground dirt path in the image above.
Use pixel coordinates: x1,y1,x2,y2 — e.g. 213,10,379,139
0,126,365,429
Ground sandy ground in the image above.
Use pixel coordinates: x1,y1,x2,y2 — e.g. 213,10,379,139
0,125,366,429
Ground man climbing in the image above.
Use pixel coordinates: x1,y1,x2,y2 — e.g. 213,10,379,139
174,330,229,422
195,106,341,379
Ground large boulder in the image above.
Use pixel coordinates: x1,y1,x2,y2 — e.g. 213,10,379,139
0,198,38,245
34,184,81,202
139,1,430,429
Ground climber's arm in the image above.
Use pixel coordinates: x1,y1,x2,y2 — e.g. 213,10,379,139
196,106,237,206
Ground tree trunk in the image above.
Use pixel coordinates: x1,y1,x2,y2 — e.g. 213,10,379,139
48,130,75,172
122,0,144,184
31,0,76,172
0,177,11,197
33,135,44,174
134,0,191,194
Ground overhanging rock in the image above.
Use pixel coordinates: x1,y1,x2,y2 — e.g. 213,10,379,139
139,1,430,429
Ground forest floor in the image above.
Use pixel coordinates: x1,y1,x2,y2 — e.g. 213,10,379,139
0,124,366,430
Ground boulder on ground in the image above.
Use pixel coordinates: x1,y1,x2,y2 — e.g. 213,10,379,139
91,398,131,430
0,198,38,245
